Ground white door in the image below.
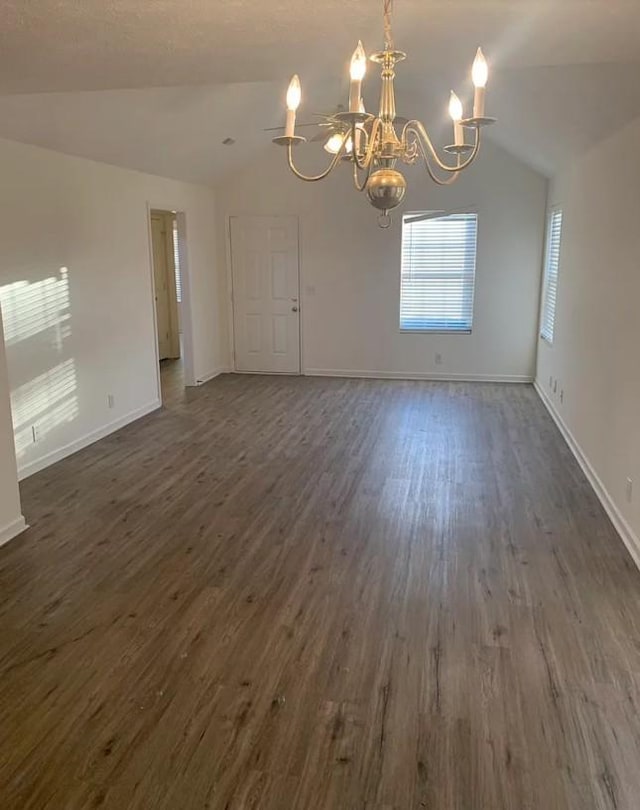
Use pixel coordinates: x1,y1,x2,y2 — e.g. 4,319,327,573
230,216,300,373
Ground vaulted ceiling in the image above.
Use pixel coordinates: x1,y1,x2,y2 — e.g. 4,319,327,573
1,0,639,182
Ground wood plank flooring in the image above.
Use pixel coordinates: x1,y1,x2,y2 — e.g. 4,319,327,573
160,357,185,407
1,374,639,809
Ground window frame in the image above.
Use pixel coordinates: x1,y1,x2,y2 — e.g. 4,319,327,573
398,209,479,335
540,206,563,345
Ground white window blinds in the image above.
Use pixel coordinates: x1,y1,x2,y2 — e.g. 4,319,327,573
172,219,182,304
400,212,478,332
540,209,562,343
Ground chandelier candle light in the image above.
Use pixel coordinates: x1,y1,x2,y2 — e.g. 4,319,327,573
273,0,495,227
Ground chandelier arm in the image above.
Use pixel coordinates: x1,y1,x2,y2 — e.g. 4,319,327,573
286,137,347,182
412,136,464,186
352,153,374,192
353,118,382,171
404,121,481,173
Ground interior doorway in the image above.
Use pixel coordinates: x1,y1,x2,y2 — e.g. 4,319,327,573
150,209,184,404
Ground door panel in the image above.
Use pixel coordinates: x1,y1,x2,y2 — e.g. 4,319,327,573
230,216,300,373
246,314,262,354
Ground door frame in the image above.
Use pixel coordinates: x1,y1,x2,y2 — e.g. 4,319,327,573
145,203,196,400
226,214,302,374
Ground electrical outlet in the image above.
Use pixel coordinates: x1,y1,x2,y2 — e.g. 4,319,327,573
31,425,38,443
626,477,633,503
553,379,558,393
435,353,443,366
107,394,115,409
560,389,564,404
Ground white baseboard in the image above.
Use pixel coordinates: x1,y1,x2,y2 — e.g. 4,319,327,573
534,380,640,570
18,399,161,481
0,515,28,548
305,368,533,384
193,366,231,386
232,370,300,376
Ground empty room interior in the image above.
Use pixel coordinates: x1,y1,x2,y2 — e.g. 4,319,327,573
1,1,640,807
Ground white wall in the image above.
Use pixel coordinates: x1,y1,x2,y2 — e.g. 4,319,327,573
217,139,547,381
536,115,640,560
0,305,25,546
0,137,228,481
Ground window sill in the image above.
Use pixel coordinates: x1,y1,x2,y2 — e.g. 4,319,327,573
399,328,472,335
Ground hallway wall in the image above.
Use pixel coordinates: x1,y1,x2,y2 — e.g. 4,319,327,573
0,137,228,484
0,305,25,546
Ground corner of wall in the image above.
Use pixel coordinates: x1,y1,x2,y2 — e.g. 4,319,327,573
0,515,28,548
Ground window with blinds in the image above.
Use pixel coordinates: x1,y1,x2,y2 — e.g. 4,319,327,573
540,208,562,343
399,212,478,332
172,219,182,304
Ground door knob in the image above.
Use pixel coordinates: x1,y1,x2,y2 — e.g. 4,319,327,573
291,306,298,312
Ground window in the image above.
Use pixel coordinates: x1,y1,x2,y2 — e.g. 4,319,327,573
540,208,562,343
400,212,478,332
172,219,182,304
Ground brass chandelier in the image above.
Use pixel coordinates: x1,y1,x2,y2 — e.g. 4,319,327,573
273,0,495,227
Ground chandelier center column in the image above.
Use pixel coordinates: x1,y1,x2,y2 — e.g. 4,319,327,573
379,50,397,124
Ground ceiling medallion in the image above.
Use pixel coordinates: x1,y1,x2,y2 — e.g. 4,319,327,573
273,0,495,227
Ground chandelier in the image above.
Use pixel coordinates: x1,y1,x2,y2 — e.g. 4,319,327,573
273,0,495,227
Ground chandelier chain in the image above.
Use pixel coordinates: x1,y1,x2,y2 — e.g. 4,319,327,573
383,0,394,50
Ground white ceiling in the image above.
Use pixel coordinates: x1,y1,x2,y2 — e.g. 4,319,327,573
1,0,639,182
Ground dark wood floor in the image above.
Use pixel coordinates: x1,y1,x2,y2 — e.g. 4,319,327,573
160,356,184,407
1,374,639,809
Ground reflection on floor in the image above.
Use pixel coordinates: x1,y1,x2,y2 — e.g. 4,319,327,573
160,357,184,407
